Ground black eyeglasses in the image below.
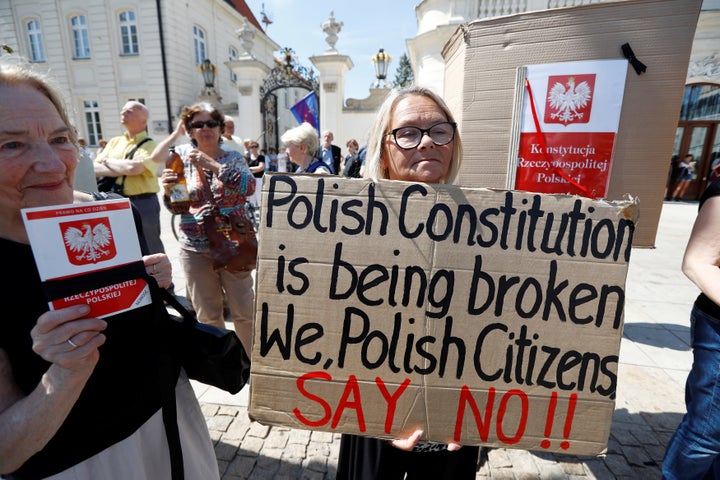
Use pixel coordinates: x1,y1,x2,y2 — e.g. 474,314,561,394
387,121,457,150
190,120,220,129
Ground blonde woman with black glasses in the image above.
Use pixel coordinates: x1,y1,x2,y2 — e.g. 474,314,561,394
337,85,477,480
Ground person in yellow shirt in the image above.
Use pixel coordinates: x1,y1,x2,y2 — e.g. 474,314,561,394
94,101,166,254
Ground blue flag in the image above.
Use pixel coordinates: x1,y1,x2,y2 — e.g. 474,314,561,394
290,91,319,130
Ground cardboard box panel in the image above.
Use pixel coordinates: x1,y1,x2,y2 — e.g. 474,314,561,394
442,0,701,246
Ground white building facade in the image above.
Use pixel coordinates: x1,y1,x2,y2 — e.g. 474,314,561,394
0,0,278,145
2,0,718,194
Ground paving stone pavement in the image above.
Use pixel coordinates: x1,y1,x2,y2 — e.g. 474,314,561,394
160,197,698,479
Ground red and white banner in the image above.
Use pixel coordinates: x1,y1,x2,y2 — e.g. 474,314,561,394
514,60,627,199
22,199,150,317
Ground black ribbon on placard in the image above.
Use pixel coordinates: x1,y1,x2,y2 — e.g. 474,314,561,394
622,43,647,75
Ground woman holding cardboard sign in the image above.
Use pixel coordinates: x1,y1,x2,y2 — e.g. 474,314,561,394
336,85,480,480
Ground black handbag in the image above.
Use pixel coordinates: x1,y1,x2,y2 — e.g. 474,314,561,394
160,286,250,395
97,175,123,193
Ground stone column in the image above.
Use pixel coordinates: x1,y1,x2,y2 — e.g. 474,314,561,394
226,59,271,142
226,20,271,142
309,54,353,139
309,11,353,141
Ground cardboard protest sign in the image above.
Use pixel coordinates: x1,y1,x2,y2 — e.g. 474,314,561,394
442,0,701,246
249,174,638,456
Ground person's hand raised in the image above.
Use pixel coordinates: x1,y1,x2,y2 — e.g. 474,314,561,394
174,118,186,137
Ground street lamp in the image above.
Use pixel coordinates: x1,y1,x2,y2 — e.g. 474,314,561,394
199,58,217,90
372,48,392,88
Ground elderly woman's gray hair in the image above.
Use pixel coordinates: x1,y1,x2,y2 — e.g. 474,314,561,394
363,85,462,184
280,122,319,155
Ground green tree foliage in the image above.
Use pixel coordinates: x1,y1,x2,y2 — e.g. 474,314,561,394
393,53,414,88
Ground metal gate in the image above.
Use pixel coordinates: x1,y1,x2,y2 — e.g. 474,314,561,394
260,63,319,151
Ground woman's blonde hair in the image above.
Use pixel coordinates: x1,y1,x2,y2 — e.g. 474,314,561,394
363,85,462,184
280,122,319,155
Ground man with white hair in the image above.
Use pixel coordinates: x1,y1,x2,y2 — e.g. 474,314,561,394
315,129,341,174
94,100,165,255
222,115,244,153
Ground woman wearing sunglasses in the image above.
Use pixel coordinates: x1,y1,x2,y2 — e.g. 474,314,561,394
336,85,479,480
151,103,256,353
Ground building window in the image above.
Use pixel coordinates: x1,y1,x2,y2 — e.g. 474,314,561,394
119,10,139,55
71,15,91,59
83,100,102,146
26,19,46,62
193,25,206,65
229,46,238,83
680,84,720,122
127,97,146,105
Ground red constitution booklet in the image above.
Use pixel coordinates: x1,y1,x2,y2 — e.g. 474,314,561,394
21,198,151,318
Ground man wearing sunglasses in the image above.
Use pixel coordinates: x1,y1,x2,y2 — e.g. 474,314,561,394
94,101,166,256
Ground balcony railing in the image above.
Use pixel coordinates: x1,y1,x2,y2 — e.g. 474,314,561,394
477,0,607,19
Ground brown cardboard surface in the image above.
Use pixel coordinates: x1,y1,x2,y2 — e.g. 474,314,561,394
249,174,638,456
442,0,701,247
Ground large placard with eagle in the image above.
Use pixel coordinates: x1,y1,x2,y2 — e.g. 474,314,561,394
512,59,628,199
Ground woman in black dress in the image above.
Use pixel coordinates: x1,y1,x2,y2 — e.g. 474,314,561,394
336,85,479,480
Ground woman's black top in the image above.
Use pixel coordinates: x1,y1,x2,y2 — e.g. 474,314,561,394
694,178,720,319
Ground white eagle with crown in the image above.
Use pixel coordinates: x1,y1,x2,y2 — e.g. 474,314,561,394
547,76,592,124
63,222,113,262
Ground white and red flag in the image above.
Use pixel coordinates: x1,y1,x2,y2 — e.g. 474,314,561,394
515,60,627,199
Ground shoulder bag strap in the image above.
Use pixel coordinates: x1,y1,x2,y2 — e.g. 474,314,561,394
115,138,154,187
197,169,218,208
125,137,153,159
141,273,184,480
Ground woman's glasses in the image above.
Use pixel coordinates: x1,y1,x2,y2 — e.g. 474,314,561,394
190,120,220,129
387,121,457,150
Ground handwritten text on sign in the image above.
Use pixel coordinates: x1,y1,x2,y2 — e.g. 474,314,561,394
249,174,637,456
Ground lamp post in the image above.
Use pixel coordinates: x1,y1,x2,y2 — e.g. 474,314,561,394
372,48,392,88
199,58,217,96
